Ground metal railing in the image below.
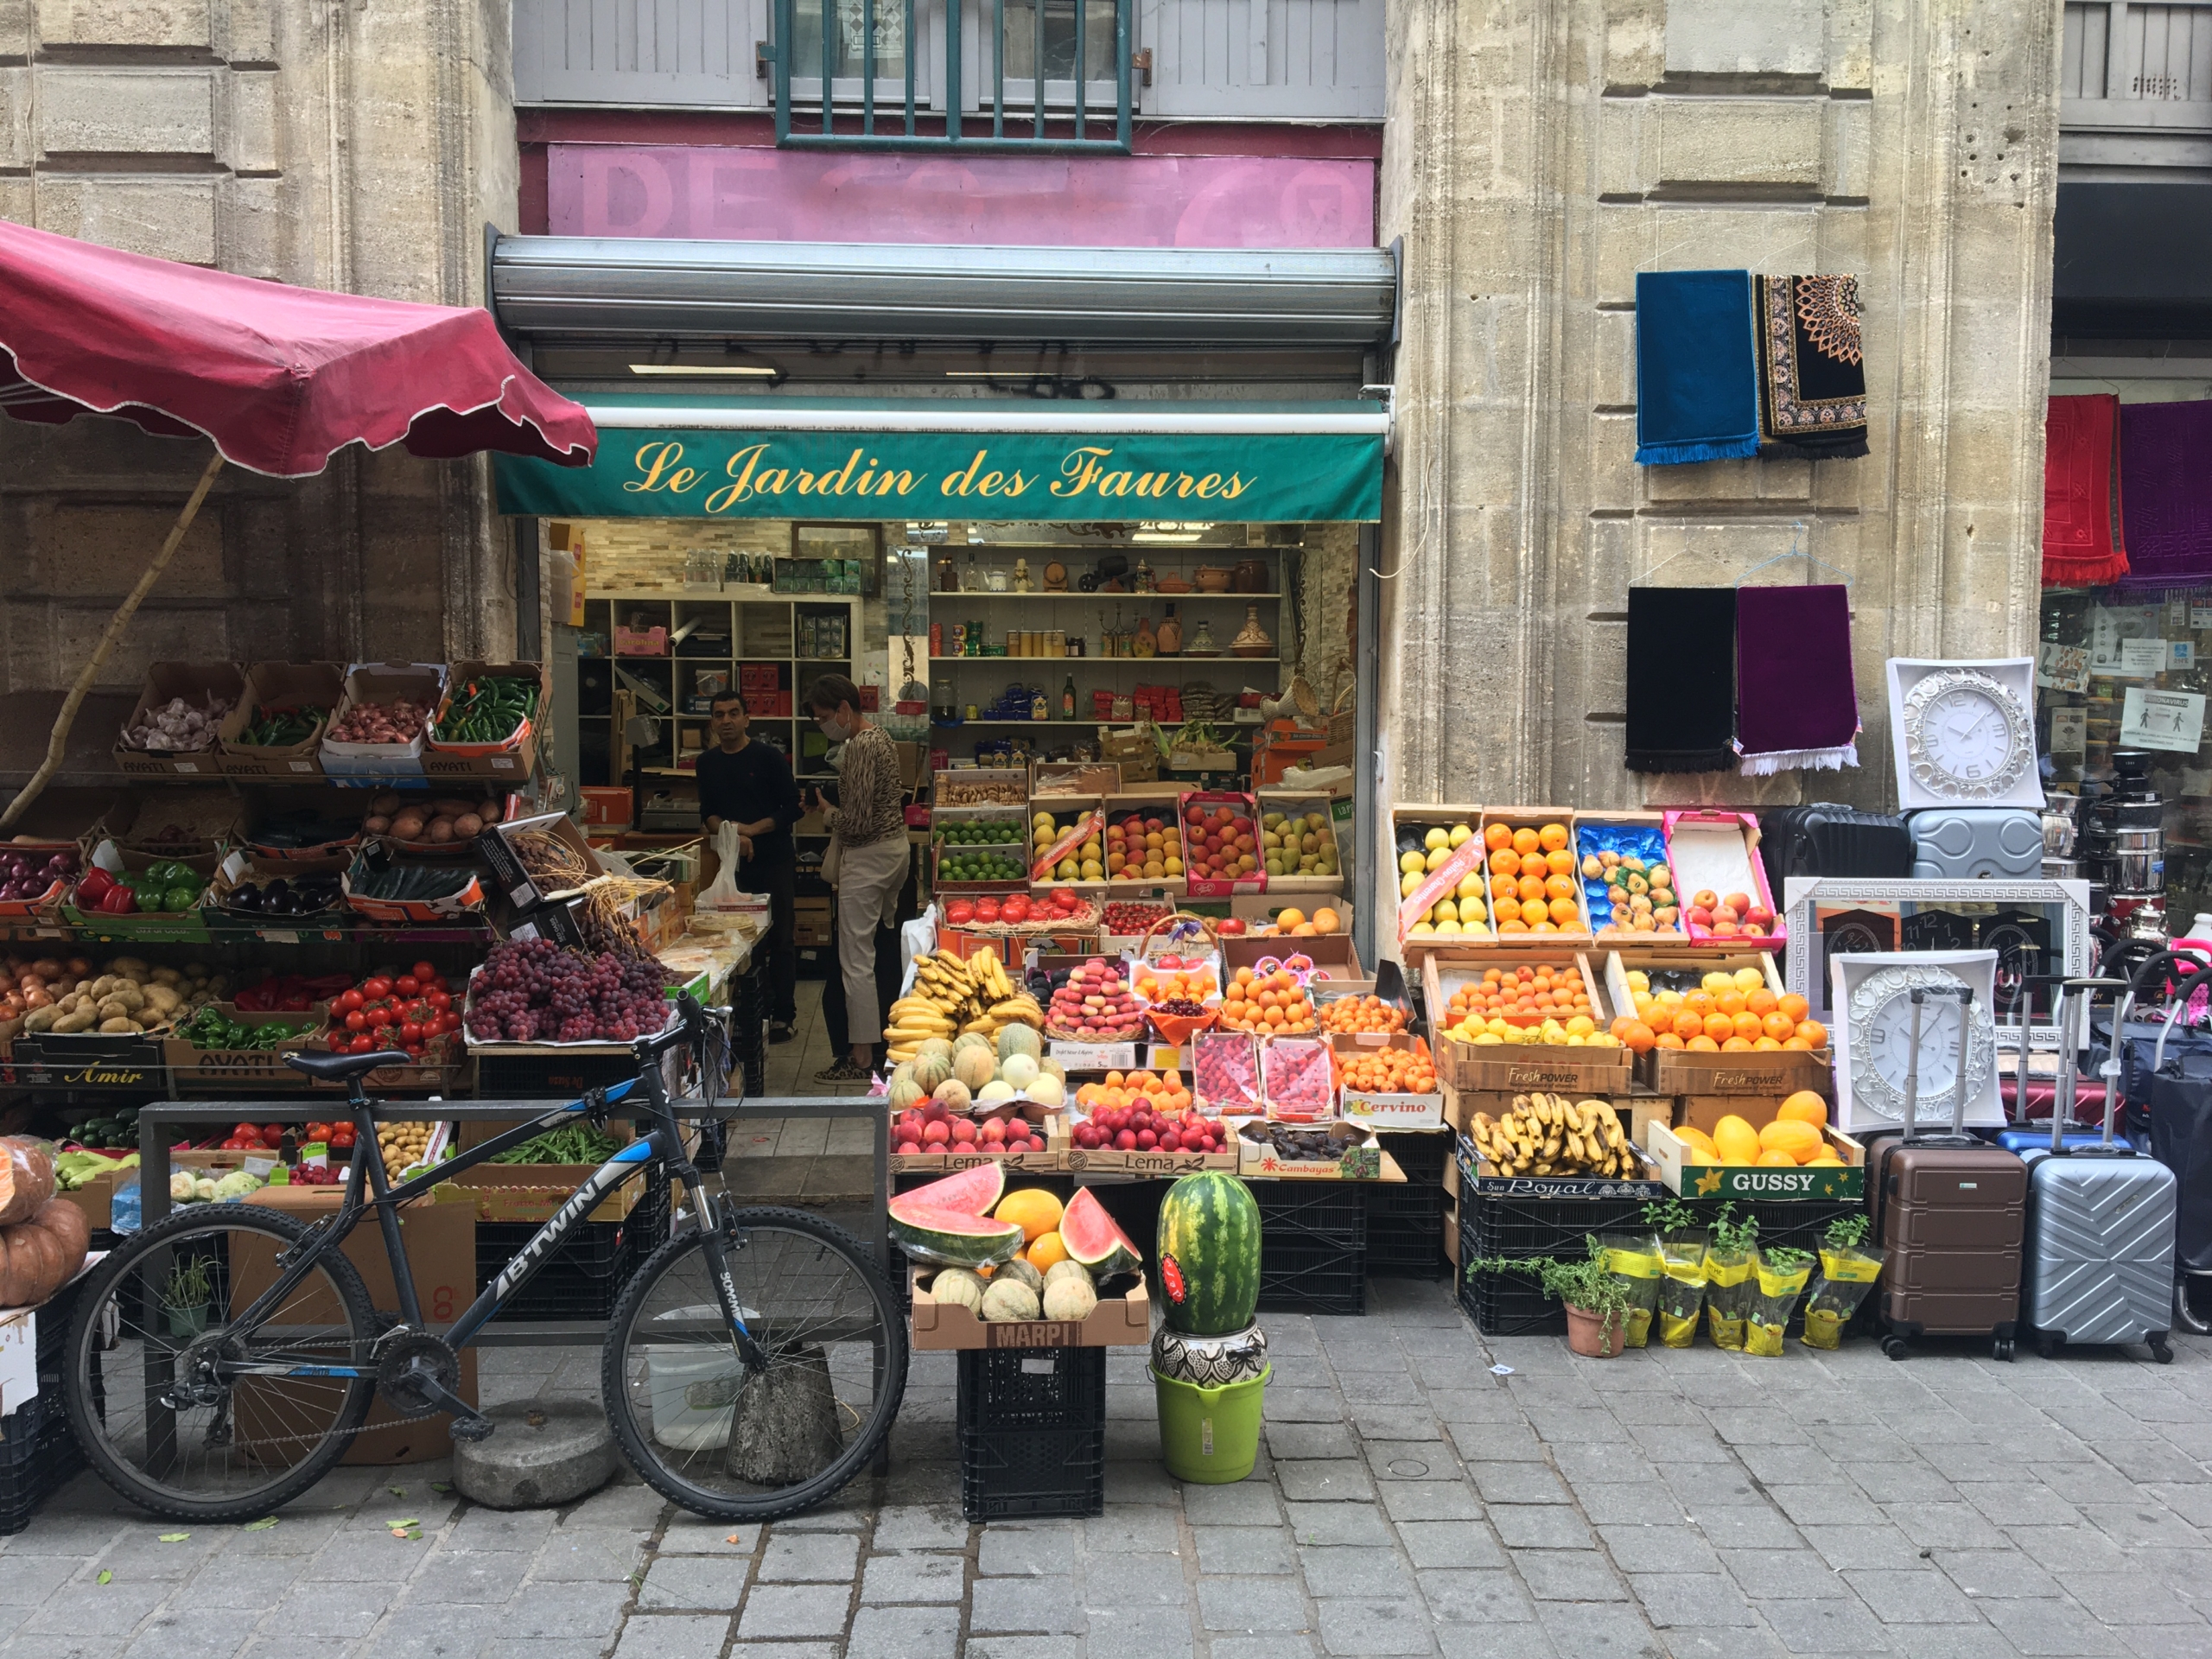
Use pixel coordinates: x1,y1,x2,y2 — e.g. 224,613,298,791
770,0,1133,151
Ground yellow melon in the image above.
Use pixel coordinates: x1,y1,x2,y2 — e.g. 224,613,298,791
1758,1118,1824,1165
1777,1090,1828,1128
1712,1115,1761,1166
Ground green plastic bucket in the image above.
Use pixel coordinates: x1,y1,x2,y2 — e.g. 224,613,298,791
1150,1365,1270,1484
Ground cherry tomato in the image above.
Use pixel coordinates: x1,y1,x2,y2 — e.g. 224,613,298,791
396,975,420,997
412,960,437,983
427,988,452,1012
338,988,364,1012
366,1007,393,1028
346,1009,368,1033
400,1020,424,1044
363,976,393,1001
350,1034,378,1055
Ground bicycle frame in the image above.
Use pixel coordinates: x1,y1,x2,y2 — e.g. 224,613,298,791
218,1021,766,1390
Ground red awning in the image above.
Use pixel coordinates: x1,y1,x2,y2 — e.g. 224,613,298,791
0,220,594,476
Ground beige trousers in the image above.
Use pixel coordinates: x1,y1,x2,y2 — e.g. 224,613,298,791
835,834,912,1048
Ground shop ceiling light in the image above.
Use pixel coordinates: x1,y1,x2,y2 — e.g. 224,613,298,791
626,364,778,377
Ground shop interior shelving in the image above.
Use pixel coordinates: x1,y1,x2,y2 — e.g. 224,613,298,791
580,594,861,790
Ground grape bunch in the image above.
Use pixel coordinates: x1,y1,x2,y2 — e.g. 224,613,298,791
465,938,675,1044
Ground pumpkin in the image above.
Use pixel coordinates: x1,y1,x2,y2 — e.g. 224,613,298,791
0,1230,31,1307
32,1197,89,1266
0,1196,92,1308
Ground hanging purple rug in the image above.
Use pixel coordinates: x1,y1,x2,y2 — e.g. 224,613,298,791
2119,399,2212,589
1733,583,1859,775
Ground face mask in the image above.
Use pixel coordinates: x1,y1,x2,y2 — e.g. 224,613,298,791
817,713,850,742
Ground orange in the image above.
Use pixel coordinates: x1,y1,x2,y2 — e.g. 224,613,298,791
1520,899,1549,925
1751,1036,1783,1052
1685,991,1715,1016
1491,849,1522,876
1746,988,1778,1015
1796,1019,1828,1048
1484,823,1513,851
1313,908,1342,934
1499,918,1529,933
1548,897,1580,925
1716,989,1747,1016
1544,874,1575,900
1518,874,1548,902
1777,993,1810,1022
1732,1011,1764,1040
1703,1014,1736,1042
1777,1090,1828,1128
1275,908,1306,931
1688,1034,1720,1052
1656,1031,1686,1049
1782,1036,1812,1051
1512,827,1541,855
1672,1010,1706,1039
1761,1011,1797,1041
1539,823,1569,851
1492,877,1519,902
1623,1021,1656,1053
1721,1036,1755,1052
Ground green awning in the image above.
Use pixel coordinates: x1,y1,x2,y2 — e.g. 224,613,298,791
494,395,1386,523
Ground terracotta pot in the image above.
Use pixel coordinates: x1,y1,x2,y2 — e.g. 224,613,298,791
1563,1303,1625,1358
1193,566,1232,593
1231,558,1267,593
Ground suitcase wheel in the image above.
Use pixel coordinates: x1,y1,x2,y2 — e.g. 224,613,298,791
2038,1332,2059,1360
1993,1337,2014,1362
1881,1336,1909,1361
2150,1333,2174,1364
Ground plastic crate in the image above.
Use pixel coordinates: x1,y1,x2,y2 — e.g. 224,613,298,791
1255,1183,1367,1314
1377,1130,1452,1188
957,1347,1105,1521
478,1174,669,1321
1458,1172,1654,1338
34,1275,86,1374
474,1049,645,1100
1367,1182,1446,1279
0,1391,83,1535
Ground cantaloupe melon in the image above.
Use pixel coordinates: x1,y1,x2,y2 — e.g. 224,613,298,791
952,1044,998,1093
887,1066,926,1112
977,1079,1016,1105
998,1024,1043,1064
952,1032,994,1059
1027,1072,1065,1109
912,1049,953,1094
932,1078,973,1113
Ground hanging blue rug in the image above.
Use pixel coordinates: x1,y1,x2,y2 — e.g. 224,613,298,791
1635,270,1761,466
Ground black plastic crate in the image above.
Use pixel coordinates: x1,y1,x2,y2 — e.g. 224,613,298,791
34,1275,86,1374
1377,1130,1452,1187
957,1347,1105,1521
0,1391,83,1535
474,1049,645,1100
1366,1179,1446,1280
1459,1173,1653,1337
476,1174,668,1320
1256,1182,1367,1314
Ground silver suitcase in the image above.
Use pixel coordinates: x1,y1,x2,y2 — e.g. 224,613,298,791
1907,808,2044,880
2021,978,2178,1361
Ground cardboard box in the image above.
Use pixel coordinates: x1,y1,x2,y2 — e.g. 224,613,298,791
114,661,244,778
423,661,548,781
1642,1118,1866,1202
1236,1120,1389,1180
794,897,834,947
474,810,605,911
1222,934,1364,984
238,1184,476,1463
109,786,242,858
1662,810,1785,946
321,662,446,779
580,786,633,830
1573,810,1678,944
162,1003,327,1088
1601,948,1827,1092
60,841,216,941
205,849,352,936
1444,1040,1633,1098
1033,761,1121,797
1253,787,1351,897
220,663,344,779
1442,1085,1663,1153
1334,1035,1444,1130
447,1118,643,1222
932,768,1029,808
908,1268,1150,1351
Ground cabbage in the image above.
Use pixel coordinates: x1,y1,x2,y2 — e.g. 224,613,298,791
212,1171,263,1202
170,1171,199,1203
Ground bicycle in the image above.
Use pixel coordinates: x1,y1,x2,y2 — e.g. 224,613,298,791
61,993,907,1524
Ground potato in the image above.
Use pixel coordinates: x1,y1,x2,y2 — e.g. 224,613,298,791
95,995,131,1020
426,817,455,843
390,811,427,840
52,1009,95,1033
150,966,182,987
143,984,181,1014
453,813,483,838
107,983,144,1012
364,816,391,834
370,791,404,816
23,1007,57,1033
87,976,116,1000
98,1017,135,1034
478,798,503,823
108,957,149,977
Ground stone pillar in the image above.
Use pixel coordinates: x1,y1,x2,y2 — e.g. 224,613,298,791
0,0,521,699
1376,0,2061,930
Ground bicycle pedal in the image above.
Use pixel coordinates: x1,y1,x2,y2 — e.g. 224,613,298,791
449,1414,496,1444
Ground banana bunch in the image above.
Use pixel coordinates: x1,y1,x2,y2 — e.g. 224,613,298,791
885,945,1045,1060
1469,1093,1633,1179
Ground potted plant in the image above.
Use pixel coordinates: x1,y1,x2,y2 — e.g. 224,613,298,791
1465,1235,1639,1358
161,1254,214,1338
1802,1213,1883,1351
1642,1198,1712,1349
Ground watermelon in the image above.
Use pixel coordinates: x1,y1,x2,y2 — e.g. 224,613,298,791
1156,1171,1261,1336
888,1201,1025,1268
901,1163,1005,1215
1059,1187,1141,1275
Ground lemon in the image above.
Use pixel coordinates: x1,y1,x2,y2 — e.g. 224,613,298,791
1473,1032,1503,1046
1408,920,1436,936
1425,827,1450,850
1401,871,1423,898
1434,918,1463,936
1702,971,1733,993
1400,849,1425,874
1626,969,1649,991
1433,898,1459,923
1733,967,1764,992
1163,857,1184,875
1425,847,1451,872
1449,824,1473,847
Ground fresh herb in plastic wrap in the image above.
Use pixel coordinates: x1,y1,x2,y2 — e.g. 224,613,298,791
1656,1236,1709,1348
1701,1206,1759,1351
1802,1214,1881,1350
1745,1245,1814,1357
1596,1231,1665,1349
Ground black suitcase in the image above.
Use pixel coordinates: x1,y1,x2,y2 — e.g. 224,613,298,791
1760,804,1912,899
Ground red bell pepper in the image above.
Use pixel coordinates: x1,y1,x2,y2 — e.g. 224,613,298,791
99,886,137,914
77,868,117,905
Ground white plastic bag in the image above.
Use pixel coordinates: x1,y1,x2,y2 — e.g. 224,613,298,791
697,821,749,909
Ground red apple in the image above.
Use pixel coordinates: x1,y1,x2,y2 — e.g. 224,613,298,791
1692,889,1719,910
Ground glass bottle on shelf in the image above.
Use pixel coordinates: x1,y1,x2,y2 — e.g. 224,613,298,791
934,677,957,721
938,553,960,592
1061,673,1077,720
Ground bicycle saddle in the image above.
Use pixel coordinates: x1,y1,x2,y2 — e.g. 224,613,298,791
285,1050,412,1081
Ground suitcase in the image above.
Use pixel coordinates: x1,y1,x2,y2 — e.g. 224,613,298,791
1996,977,2125,1154
1759,804,1910,901
1906,807,2044,880
1872,980,2028,1361
2020,978,2179,1362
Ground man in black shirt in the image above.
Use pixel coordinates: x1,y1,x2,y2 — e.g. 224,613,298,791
697,692,801,1041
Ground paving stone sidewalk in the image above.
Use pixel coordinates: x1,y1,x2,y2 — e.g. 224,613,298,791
6,1277,2212,1659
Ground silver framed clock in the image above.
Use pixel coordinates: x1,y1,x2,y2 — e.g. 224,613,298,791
1830,950,2001,1134
1885,658,2045,811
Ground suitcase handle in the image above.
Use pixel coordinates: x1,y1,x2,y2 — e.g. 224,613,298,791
2058,976,2130,1156
1904,983,1977,1146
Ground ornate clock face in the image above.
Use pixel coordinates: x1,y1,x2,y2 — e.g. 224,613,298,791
1902,669,2034,801
1847,963,1996,1125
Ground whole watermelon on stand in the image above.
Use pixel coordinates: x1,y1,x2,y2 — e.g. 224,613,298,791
1156,1170,1261,1336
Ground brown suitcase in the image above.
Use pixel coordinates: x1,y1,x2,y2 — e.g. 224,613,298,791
1870,981,2028,1361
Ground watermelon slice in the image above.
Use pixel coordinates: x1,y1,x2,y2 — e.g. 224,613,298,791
899,1162,1005,1217
887,1200,1026,1268
1060,1187,1142,1274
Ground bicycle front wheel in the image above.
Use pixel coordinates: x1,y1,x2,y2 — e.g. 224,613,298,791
64,1204,379,1522
603,1207,907,1521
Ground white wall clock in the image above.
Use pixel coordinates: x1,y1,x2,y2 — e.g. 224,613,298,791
1830,950,2001,1134
1886,658,2045,811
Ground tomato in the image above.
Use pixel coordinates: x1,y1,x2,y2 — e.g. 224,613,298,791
232,1122,261,1139
306,1122,334,1141
349,1034,378,1054
362,976,393,1001
346,1009,368,1033
396,975,420,996
338,988,364,1012
261,1125,285,1144
944,899,976,925
223,1133,257,1150
366,1007,393,1028
428,976,449,994
328,1122,357,1147
400,1020,424,1044
975,897,1001,924
427,989,452,1012
437,1010,462,1034
411,961,436,983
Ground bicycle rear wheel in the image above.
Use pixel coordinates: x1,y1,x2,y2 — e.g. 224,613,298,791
64,1204,378,1522
602,1207,906,1521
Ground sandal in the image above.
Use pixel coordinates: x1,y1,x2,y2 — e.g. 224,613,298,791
815,1058,872,1083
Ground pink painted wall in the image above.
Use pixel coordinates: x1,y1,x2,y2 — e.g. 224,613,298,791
546,144,1375,247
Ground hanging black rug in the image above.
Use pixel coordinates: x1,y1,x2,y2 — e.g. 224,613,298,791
1624,586,1738,774
1755,275,1869,461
